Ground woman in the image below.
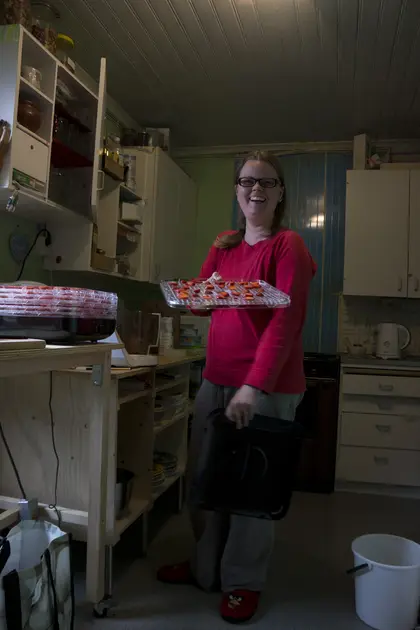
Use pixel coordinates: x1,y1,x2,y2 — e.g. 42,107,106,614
158,151,316,624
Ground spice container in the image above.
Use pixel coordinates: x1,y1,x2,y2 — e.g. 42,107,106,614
31,2,59,54
18,98,42,133
56,33,76,73
1,0,31,28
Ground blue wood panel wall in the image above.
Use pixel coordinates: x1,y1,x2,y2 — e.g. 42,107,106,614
233,152,352,354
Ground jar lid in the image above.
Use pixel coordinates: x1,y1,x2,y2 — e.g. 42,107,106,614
31,2,60,18
57,33,74,48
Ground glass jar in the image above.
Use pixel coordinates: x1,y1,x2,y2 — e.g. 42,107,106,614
31,2,59,54
56,33,75,72
18,99,42,133
1,0,31,28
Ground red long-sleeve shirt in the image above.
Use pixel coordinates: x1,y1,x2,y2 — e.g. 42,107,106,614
198,229,316,394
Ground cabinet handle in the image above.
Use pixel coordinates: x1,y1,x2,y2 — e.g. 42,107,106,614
97,169,105,191
415,277,420,292
378,384,394,392
398,276,403,291
375,424,391,433
374,456,389,466
377,400,393,410
154,263,161,281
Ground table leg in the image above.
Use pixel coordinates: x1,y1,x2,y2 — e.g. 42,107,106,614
85,353,111,607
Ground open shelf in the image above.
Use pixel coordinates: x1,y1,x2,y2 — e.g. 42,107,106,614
120,185,142,204
51,138,93,168
20,77,54,105
103,156,125,182
115,477,150,537
55,101,92,134
154,409,186,435
155,377,188,394
118,389,151,406
118,220,141,234
21,28,56,101
57,61,98,103
16,122,49,147
152,469,183,501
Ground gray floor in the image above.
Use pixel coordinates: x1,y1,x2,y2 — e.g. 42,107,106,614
76,491,420,628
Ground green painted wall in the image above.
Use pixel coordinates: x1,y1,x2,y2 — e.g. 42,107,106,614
0,155,235,293
0,215,49,284
176,156,235,273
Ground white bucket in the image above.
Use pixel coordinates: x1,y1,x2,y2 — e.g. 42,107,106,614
350,534,420,630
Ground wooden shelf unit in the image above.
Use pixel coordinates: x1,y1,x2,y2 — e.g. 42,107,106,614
0,343,119,613
0,349,204,612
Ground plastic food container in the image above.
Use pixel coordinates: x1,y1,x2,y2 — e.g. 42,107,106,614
56,33,75,73
31,1,59,54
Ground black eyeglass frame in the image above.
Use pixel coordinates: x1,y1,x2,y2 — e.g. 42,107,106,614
236,177,281,189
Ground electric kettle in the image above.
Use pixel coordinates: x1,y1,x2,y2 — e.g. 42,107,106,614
376,323,411,359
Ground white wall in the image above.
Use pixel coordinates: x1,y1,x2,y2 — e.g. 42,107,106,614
339,295,420,357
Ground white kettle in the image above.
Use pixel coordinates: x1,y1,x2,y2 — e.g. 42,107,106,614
376,323,411,359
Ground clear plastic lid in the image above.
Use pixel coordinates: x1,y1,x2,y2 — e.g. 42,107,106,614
0,285,118,319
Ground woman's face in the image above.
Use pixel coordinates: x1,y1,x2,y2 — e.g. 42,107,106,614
236,160,283,228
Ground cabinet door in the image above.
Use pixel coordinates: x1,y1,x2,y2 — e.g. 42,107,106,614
343,170,409,297
408,171,420,298
151,149,180,282
177,172,197,278
91,58,106,219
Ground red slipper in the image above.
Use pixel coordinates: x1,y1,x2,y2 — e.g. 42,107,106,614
220,590,260,624
157,561,195,585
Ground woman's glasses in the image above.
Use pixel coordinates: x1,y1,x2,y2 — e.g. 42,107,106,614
237,177,279,189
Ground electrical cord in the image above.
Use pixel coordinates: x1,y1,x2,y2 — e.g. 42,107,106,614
48,372,62,528
0,373,61,527
0,420,27,500
15,228,52,281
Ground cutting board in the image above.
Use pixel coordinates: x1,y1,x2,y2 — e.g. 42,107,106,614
0,338,46,351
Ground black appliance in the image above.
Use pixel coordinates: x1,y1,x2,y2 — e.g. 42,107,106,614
294,353,340,493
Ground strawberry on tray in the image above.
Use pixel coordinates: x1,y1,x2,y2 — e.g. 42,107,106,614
161,273,291,309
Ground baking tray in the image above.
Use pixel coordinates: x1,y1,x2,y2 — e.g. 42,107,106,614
160,279,291,310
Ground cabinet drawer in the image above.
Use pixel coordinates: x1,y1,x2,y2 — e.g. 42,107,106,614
342,374,420,398
13,128,48,183
342,395,420,417
341,412,420,450
337,446,420,486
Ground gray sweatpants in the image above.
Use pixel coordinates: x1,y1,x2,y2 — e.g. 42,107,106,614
187,379,303,593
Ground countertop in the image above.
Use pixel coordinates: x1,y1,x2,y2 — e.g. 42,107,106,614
63,349,206,379
341,354,420,372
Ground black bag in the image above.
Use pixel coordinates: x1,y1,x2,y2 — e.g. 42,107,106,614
191,409,304,520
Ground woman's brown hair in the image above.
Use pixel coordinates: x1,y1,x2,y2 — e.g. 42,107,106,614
215,150,286,249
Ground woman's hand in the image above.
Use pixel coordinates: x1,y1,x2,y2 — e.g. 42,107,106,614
226,385,258,429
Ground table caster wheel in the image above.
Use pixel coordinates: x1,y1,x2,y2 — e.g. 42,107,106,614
93,597,114,618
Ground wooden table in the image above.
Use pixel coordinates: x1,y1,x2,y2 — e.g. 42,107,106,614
0,343,118,616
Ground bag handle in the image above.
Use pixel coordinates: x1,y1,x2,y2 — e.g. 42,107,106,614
45,548,60,630
347,563,370,576
0,538,10,574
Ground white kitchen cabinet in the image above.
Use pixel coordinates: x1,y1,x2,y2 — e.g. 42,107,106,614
343,170,410,297
124,147,197,283
46,148,197,283
337,368,420,493
408,171,420,297
0,24,105,225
